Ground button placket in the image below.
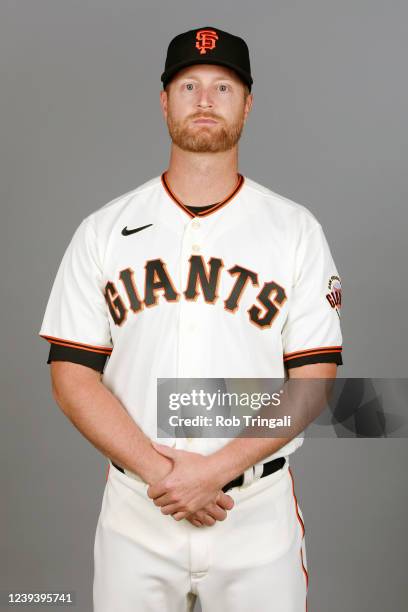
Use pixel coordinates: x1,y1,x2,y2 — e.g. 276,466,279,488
176,219,204,378
191,216,202,253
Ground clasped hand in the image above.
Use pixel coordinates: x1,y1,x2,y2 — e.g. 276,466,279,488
147,442,234,527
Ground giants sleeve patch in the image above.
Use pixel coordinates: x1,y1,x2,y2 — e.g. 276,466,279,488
326,275,342,317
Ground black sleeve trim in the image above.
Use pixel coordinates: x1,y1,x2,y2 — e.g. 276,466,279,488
285,352,343,369
47,343,108,373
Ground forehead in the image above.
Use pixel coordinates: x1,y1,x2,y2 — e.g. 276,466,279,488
174,64,239,82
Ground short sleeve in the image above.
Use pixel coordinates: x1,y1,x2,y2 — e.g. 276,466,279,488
38,213,113,372
281,221,343,369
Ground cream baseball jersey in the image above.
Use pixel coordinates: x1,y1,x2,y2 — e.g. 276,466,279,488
39,172,343,462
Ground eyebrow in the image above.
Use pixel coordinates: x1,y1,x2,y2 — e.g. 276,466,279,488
180,74,235,82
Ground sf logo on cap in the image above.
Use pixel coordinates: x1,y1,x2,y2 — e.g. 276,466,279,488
195,29,219,55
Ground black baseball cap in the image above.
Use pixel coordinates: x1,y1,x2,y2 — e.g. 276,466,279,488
161,26,253,92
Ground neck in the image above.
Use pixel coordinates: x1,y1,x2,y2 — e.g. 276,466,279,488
165,144,240,206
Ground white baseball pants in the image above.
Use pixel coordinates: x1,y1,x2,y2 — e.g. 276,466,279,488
93,458,308,612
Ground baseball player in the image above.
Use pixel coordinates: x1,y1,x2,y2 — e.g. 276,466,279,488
39,26,343,612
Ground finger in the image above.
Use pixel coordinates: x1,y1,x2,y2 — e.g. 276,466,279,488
146,482,168,500
216,491,235,510
151,493,175,507
160,503,185,515
201,513,216,526
152,492,177,507
185,513,203,527
189,512,205,526
172,511,188,521
194,509,216,527
206,503,227,521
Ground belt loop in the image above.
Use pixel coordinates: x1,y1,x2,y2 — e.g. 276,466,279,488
253,462,264,481
240,465,255,489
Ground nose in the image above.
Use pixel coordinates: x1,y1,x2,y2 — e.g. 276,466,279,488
196,87,213,110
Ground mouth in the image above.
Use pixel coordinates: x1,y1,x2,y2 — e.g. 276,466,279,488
192,118,218,125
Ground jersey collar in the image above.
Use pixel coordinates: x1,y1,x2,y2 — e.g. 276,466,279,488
161,170,245,219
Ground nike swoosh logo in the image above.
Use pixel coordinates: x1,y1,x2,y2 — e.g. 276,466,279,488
121,223,153,236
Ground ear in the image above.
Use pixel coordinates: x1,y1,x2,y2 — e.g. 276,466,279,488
243,92,253,122
160,89,168,121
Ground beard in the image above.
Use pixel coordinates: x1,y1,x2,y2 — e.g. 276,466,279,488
166,110,245,153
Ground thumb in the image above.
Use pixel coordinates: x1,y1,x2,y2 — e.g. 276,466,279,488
217,491,235,510
151,441,177,459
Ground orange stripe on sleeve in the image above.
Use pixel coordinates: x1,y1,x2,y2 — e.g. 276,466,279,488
39,334,113,355
284,346,342,361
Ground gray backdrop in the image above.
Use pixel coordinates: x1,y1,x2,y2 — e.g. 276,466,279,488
1,1,407,610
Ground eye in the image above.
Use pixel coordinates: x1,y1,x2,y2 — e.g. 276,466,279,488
218,83,229,92
185,83,195,91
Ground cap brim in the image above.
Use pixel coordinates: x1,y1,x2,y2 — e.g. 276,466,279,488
161,58,253,89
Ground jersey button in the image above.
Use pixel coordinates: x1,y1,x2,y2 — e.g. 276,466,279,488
192,219,201,229
192,244,201,253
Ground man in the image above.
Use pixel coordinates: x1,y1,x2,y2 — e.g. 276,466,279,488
39,26,343,612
